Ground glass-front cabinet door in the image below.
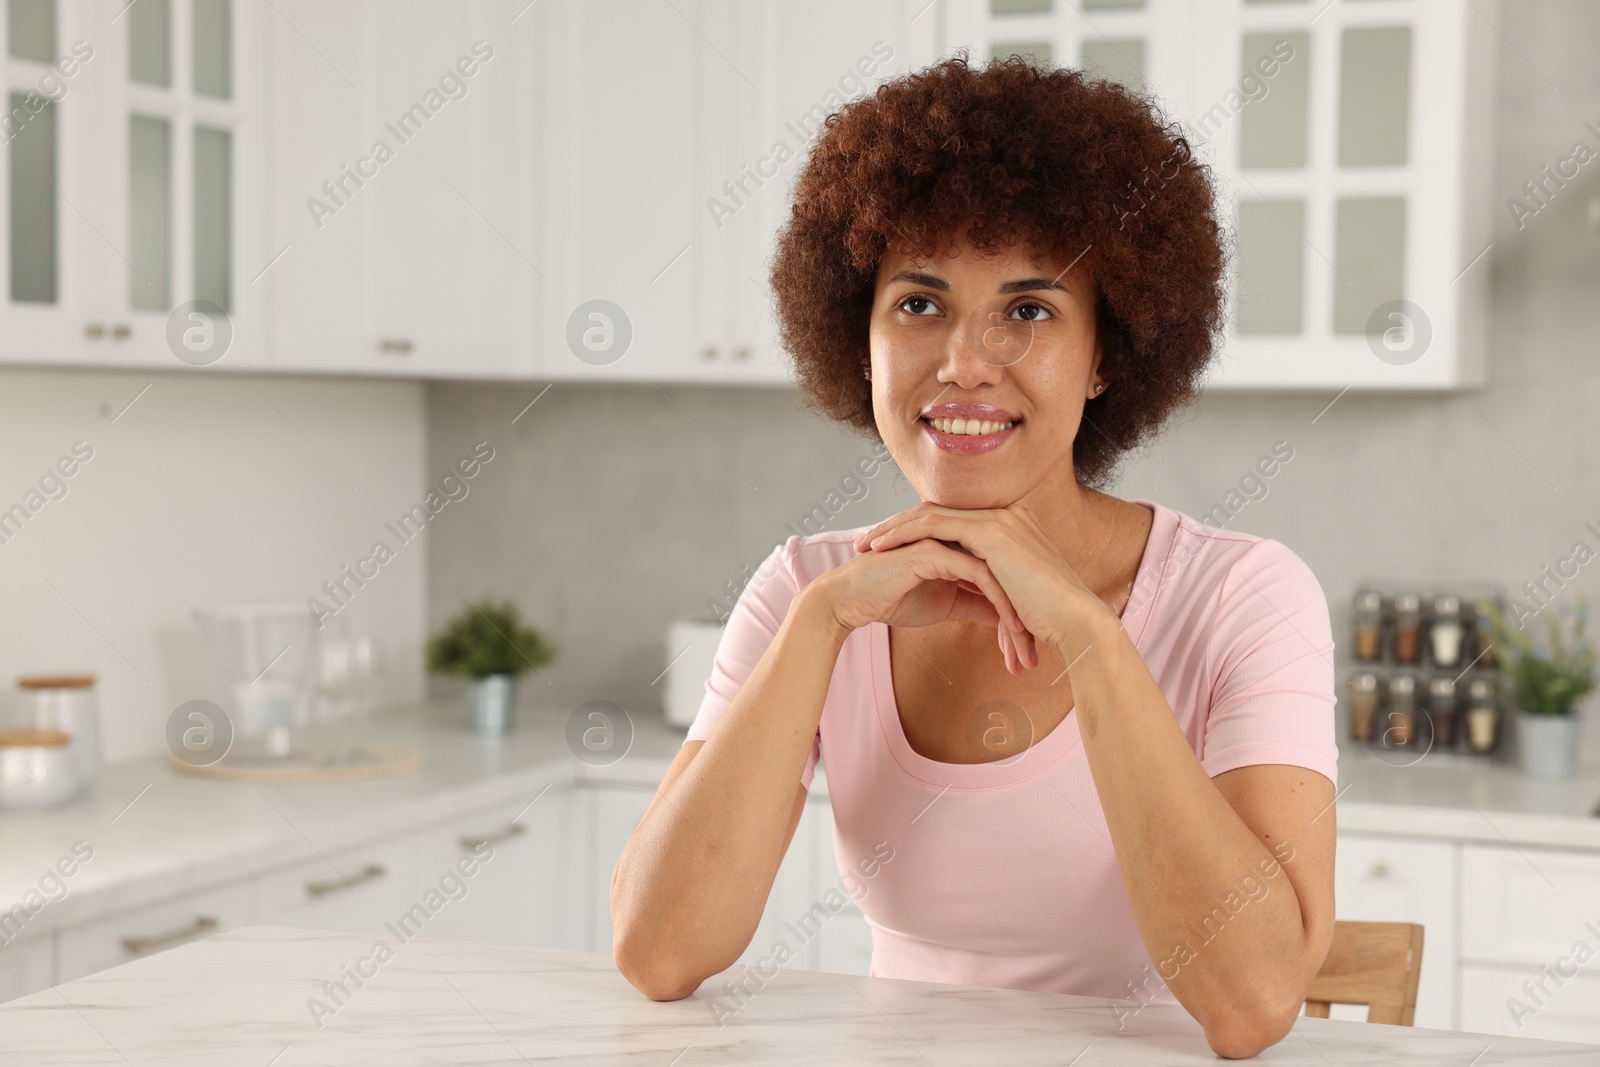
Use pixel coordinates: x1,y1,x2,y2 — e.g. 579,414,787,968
943,0,1495,390
94,0,264,368
0,0,102,363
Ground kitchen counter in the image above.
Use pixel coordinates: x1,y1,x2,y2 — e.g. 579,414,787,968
4,924,1596,1065
4,701,1600,940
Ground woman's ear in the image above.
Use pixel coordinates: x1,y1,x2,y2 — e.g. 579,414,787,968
1087,337,1107,399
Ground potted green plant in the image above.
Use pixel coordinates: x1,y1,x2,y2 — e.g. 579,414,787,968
1479,594,1595,779
426,600,555,734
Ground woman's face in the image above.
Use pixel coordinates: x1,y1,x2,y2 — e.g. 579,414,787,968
868,235,1103,509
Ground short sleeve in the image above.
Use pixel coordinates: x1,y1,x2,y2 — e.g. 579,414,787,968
684,536,821,791
1199,538,1339,785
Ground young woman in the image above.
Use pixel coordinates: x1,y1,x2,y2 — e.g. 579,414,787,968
611,55,1338,1059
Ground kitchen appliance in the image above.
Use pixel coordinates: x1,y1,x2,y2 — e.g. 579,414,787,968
17,674,100,793
193,602,319,757
0,729,79,808
663,618,724,728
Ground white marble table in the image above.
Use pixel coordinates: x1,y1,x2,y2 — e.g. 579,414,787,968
2,926,1595,1065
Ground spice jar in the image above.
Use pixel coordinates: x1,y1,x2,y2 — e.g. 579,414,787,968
1392,593,1422,664
1470,599,1499,668
1465,677,1500,753
1349,672,1381,741
1427,676,1458,748
1429,595,1464,668
1384,674,1418,747
1353,591,1384,662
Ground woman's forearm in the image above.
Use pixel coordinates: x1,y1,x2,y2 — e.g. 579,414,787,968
1063,613,1331,1055
611,580,850,1000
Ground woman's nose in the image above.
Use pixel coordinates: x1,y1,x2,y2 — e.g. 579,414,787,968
937,310,1034,386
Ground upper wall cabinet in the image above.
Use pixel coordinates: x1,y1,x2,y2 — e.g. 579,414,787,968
944,0,1498,390
0,0,268,370
538,0,938,384
266,0,540,378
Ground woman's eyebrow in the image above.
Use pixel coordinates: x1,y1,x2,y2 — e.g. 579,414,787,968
886,269,948,290
998,276,1068,294
885,270,1068,294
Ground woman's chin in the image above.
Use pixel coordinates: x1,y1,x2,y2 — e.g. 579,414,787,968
917,484,1022,511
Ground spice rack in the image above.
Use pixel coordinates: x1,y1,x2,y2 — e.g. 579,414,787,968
1345,583,1506,760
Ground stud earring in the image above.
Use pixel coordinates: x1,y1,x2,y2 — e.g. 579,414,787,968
1093,381,1106,396
863,364,872,381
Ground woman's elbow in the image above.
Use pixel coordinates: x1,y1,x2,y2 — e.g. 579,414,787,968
612,920,708,1002
1204,1013,1293,1060
1200,992,1299,1059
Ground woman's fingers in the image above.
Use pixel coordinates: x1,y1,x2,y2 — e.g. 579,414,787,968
907,541,1022,634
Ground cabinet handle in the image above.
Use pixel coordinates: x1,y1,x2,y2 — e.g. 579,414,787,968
701,345,717,361
85,323,105,340
121,915,218,955
378,338,414,354
306,863,386,897
460,823,525,850
1370,860,1391,878
112,324,132,340
733,346,750,361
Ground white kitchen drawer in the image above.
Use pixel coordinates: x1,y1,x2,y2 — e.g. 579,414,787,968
1331,832,1456,1030
1460,963,1600,1045
740,794,824,973
585,783,657,955
255,837,418,937
0,933,54,1003
57,881,252,983
812,903,875,977
1462,843,1600,966
412,785,583,951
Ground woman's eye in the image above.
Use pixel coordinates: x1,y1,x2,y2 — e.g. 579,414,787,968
898,295,938,316
1010,302,1052,322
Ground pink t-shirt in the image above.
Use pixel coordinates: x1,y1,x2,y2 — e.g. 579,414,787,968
685,498,1338,1002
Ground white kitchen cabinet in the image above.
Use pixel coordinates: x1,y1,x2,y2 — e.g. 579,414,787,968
0,0,268,370
254,835,419,936
415,784,584,951
713,0,939,385
1460,964,1600,1045
267,0,540,378
1330,832,1456,1030
1461,843,1600,968
0,933,54,1004
739,791,823,971
942,0,1497,391
583,780,656,954
537,0,711,383
542,0,936,384
56,877,253,983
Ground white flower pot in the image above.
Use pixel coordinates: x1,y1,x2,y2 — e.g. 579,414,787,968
1516,714,1581,779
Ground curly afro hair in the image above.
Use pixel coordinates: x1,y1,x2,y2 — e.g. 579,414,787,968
769,53,1227,489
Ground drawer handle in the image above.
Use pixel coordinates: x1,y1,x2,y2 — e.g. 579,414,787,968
85,323,105,340
306,863,386,897
112,323,132,340
121,915,218,955
378,338,414,354
460,823,524,850
1370,861,1391,878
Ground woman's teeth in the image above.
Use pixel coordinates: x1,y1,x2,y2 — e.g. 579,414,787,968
927,417,1014,436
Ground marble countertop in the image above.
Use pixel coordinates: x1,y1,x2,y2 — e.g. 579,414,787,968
3,925,1595,1065
3,701,1598,946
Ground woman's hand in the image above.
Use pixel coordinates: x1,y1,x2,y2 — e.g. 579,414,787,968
811,538,1039,670
853,501,1118,661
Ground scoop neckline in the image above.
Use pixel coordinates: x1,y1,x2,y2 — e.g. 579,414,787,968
867,498,1175,790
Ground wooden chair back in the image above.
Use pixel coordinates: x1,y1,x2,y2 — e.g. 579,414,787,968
1302,920,1424,1026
